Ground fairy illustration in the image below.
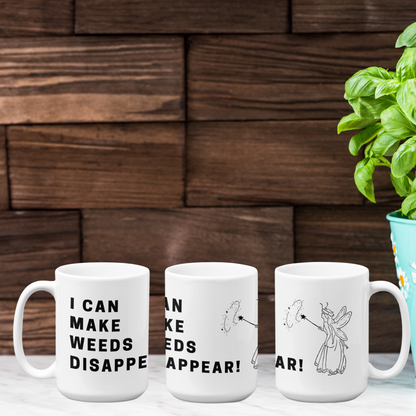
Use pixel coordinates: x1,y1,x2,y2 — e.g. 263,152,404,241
311,303,352,376
284,300,353,376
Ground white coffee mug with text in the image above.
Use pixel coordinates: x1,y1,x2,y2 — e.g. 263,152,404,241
14,262,149,402
165,262,258,403
275,262,410,402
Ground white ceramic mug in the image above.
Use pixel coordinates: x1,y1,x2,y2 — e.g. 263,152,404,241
275,262,410,403
14,262,149,402
165,262,258,403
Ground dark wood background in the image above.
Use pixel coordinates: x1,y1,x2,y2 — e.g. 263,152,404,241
0,0,414,355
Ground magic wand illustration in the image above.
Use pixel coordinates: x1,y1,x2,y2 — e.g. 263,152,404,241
238,315,258,328
300,314,320,329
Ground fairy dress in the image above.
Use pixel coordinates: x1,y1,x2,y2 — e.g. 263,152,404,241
314,307,352,376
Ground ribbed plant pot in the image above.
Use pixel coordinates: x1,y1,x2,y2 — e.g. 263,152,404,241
387,211,416,375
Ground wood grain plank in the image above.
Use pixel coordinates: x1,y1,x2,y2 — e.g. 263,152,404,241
75,0,289,34
369,292,401,353
0,298,55,355
0,37,184,124
0,211,80,299
188,33,401,121
0,127,9,210
8,124,185,209
0,294,398,354
82,207,294,294
186,121,362,206
0,1,73,36
295,205,397,282
259,294,275,353
292,0,416,33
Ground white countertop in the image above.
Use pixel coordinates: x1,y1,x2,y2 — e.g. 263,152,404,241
1,354,415,415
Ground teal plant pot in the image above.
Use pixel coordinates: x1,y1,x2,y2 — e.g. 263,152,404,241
387,211,416,374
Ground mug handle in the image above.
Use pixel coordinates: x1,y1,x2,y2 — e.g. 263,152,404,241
13,281,56,378
368,281,411,380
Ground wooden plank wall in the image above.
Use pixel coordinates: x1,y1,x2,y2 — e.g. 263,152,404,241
0,0,414,355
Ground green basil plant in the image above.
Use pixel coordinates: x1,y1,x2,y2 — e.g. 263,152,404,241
338,21,416,219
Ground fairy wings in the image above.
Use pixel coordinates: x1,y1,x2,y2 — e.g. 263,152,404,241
332,306,352,342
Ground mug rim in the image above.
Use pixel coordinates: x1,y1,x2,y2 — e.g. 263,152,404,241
165,261,257,279
275,262,369,279
56,262,149,280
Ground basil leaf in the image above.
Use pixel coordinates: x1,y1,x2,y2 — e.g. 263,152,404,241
371,132,401,157
364,142,374,158
348,98,373,119
407,209,416,220
391,136,416,177
396,47,416,81
349,95,397,120
402,192,416,216
349,123,383,156
384,140,401,157
391,172,412,197
396,22,416,48
345,67,394,100
411,178,416,193
381,105,416,138
375,79,401,98
397,79,416,124
349,95,396,119
354,158,376,203
337,113,377,134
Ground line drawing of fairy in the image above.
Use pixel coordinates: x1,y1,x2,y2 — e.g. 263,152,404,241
312,303,352,376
